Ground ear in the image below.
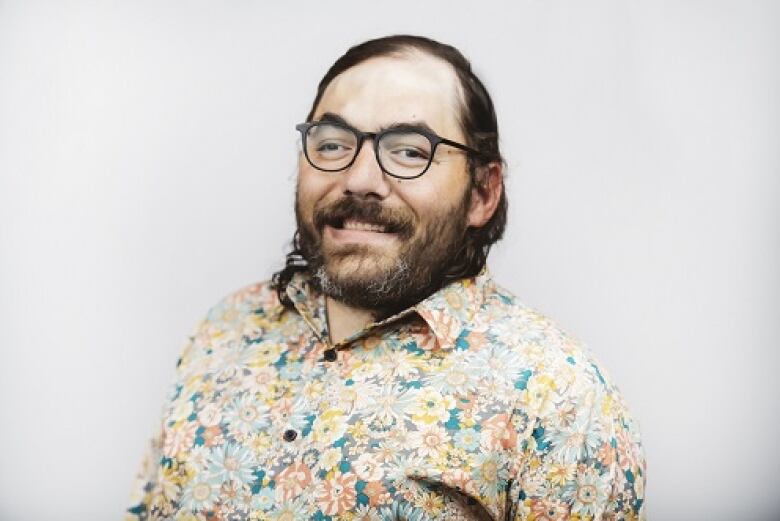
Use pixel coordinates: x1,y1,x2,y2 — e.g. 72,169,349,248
466,161,503,228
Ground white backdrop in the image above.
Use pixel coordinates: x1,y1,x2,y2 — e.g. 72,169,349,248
1,1,778,520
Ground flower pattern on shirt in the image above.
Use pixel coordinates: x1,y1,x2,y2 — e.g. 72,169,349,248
127,271,645,520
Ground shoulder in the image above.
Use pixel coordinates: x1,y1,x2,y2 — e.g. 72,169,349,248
485,283,647,518
176,280,284,371
480,280,638,426
480,281,608,385
201,280,283,325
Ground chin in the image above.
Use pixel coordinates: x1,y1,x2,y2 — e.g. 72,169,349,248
324,239,398,265
325,253,397,282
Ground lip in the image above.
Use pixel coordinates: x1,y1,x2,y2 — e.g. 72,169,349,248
324,224,399,247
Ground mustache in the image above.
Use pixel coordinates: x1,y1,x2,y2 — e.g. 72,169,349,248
313,197,415,238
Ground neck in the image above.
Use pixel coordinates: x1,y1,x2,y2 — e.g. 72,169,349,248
325,296,376,345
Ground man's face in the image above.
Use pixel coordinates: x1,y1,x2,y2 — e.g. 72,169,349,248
296,53,479,314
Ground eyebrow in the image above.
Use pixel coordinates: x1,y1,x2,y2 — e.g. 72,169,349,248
317,111,439,136
318,112,352,126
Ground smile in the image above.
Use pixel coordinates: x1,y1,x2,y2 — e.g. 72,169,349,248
341,219,387,232
324,220,398,246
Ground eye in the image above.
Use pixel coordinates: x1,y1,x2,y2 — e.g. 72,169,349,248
317,142,345,153
379,132,432,168
389,146,430,165
398,148,427,159
305,122,357,164
312,140,353,159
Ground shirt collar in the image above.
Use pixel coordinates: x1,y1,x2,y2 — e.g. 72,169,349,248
284,273,329,342
285,268,494,350
412,268,493,349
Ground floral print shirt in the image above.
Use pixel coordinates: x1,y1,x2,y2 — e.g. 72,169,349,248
127,271,646,520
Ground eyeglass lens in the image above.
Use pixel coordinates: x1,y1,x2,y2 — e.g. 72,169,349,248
304,123,433,178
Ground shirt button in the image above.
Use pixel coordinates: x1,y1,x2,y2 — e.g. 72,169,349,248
282,429,297,442
323,348,337,362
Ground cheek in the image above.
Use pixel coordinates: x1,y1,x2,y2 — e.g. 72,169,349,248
395,167,470,221
297,167,337,218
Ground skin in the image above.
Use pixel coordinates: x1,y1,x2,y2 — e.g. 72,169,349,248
296,52,503,344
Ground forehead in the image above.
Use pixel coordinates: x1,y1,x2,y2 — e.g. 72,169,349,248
312,53,464,139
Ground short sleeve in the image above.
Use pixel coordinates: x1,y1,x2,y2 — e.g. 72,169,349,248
509,369,646,520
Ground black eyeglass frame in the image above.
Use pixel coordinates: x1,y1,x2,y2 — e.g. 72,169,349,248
295,120,483,180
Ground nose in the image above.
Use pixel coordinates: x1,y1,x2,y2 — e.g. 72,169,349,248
340,139,391,200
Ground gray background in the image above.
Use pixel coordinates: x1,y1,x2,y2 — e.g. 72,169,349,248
1,1,778,519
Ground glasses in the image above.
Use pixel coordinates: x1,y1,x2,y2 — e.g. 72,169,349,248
295,119,482,179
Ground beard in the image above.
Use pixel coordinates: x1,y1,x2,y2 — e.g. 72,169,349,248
295,189,471,318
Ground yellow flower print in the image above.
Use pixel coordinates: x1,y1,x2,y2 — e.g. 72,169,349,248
431,445,471,472
519,374,558,416
347,420,370,442
600,393,615,416
240,314,265,339
547,462,575,487
347,359,380,383
410,389,455,424
414,490,445,516
317,448,343,472
158,463,182,501
311,409,347,447
457,406,479,428
249,432,272,457
302,380,324,402
248,343,283,367
480,459,498,484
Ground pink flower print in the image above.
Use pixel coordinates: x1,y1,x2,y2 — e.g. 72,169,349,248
480,413,517,451
275,462,312,502
316,472,357,515
162,422,198,458
353,453,384,482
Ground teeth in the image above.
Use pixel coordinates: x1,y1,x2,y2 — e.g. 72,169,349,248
342,220,387,232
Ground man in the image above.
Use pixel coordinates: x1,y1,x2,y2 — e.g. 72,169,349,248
128,35,645,520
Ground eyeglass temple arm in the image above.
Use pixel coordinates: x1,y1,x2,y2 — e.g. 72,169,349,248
439,137,482,157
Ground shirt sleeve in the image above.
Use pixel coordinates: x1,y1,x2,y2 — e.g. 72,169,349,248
125,333,199,520
509,368,646,520
125,421,164,521
124,285,258,519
